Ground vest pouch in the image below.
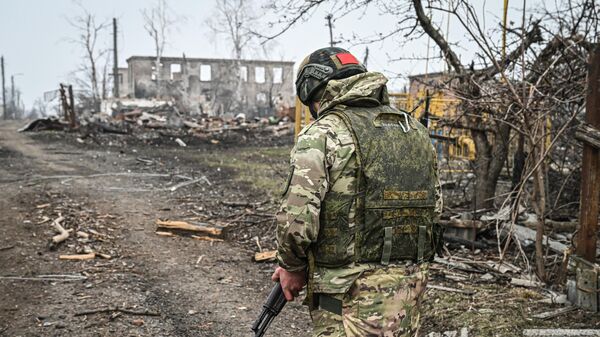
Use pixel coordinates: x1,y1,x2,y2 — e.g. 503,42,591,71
357,208,436,263
313,198,355,267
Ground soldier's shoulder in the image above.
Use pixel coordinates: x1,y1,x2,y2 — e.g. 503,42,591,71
302,113,353,143
299,113,347,136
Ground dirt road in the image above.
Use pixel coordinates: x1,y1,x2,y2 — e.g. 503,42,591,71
2,121,600,337
0,121,310,337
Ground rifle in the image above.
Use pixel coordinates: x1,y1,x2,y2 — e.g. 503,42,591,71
251,282,287,337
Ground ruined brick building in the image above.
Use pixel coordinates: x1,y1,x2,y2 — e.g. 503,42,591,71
117,56,295,117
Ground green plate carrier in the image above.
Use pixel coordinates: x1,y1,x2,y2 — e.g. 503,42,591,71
313,105,441,267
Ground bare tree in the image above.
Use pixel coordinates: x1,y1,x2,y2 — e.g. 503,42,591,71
208,0,260,60
207,0,263,113
67,5,109,112
264,0,599,280
142,0,175,97
263,0,538,210
32,98,48,118
100,52,112,100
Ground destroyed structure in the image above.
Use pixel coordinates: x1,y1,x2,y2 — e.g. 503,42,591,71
390,72,474,161
117,56,295,118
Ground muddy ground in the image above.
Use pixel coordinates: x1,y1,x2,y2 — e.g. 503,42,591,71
1,120,599,337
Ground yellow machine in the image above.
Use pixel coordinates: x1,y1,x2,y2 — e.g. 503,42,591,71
389,90,475,160
294,97,311,140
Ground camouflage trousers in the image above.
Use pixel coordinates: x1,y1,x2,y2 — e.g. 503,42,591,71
311,264,428,337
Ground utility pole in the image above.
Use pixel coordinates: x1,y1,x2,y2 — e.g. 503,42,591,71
15,90,20,119
68,85,77,128
113,17,119,98
575,46,600,263
11,75,15,119
1,56,5,119
325,14,334,47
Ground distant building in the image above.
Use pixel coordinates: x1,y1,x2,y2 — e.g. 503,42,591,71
115,67,130,98
119,56,295,117
390,72,474,160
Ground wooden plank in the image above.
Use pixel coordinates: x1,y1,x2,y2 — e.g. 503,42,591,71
254,250,277,262
155,220,222,236
576,46,600,263
191,235,223,242
59,253,96,260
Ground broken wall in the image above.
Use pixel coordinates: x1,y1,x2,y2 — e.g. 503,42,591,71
126,56,295,117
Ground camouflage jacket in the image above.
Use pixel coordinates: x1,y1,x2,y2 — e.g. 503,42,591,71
276,72,442,294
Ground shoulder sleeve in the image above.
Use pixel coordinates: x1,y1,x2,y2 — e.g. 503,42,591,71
275,115,346,271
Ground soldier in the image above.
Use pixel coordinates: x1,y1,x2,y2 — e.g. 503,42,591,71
272,47,443,337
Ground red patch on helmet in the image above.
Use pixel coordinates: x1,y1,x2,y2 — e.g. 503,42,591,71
336,53,359,65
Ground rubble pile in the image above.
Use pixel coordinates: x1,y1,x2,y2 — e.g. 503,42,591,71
19,100,294,146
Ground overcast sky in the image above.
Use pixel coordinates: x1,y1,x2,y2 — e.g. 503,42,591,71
0,0,522,109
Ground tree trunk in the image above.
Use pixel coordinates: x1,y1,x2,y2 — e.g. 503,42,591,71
471,123,511,210
511,134,526,191
532,118,547,281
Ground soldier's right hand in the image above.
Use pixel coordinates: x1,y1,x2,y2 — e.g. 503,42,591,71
271,267,306,301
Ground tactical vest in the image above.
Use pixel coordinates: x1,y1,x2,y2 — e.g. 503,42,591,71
313,105,441,268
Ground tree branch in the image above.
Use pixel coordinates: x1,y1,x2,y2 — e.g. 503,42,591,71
412,0,464,74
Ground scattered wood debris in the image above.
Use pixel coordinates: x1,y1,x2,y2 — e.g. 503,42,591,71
522,328,600,336
50,216,69,245
59,252,96,260
191,235,223,242
428,284,476,295
74,307,160,317
96,252,112,259
510,277,545,288
169,176,211,192
254,250,277,262
221,200,268,208
20,102,295,148
155,220,222,236
532,306,577,320
76,231,89,239
504,224,569,254
131,319,145,326
18,117,67,132
0,274,87,282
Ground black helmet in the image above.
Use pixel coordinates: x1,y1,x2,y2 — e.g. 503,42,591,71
296,47,367,111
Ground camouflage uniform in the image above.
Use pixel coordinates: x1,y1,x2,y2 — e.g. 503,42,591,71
276,72,442,337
